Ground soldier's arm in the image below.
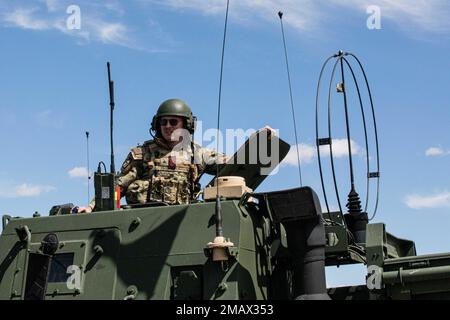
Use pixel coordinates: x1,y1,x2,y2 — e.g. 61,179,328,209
116,157,138,191
116,146,144,196
200,148,228,175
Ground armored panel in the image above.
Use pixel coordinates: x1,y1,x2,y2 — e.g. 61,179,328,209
262,187,322,223
207,131,290,190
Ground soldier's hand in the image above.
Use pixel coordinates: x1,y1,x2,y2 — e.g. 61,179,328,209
260,125,277,136
77,206,92,213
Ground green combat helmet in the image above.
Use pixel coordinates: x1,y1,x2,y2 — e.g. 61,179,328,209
150,98,197,135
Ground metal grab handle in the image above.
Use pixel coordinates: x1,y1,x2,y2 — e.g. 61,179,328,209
2,215,12,229
15,225,31,249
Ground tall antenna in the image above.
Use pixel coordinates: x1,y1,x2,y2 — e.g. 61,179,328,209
214,0,230,238
278,11,303,187
315,51,380,223
206,0,234,267
107,62,116,174
86,131,90,204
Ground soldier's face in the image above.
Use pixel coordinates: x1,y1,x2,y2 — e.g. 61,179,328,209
159,116,184,143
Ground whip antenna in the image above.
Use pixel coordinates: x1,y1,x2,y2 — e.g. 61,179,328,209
278,11,303,187
86,131,90,204
107,62,115,174
315,51,380,245
206,0,234,267
214,0,230,238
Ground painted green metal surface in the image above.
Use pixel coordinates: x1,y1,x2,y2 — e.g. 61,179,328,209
0,201,276,300
2,194,450,300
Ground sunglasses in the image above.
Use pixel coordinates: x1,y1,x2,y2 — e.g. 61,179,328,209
160,118,181,126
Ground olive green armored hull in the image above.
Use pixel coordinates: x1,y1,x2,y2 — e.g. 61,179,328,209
2,194,450,300
0,201,272,300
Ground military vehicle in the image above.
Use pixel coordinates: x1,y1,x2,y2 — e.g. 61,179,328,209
2,91,450,300
1,5,450,301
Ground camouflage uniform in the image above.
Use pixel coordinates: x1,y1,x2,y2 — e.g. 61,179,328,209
117,137,225,205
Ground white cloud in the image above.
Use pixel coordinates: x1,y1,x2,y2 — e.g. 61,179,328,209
404,191,450,209
151,0,226,15
104,2,125,15
39,0,60,12
1,2,148,51
0,183,56,198
83,18,157,51
52,18,90,41
154,0,450,36
68,167,89,178
334,0,450,34
15,184,55,197
282,139,363,167
321,139,362,158
282,143,316,166
96,21,128,44
152,0,324,33
3,8,50,30
426,147,449,157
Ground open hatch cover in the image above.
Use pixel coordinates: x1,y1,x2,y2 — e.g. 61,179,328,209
206,129,291,191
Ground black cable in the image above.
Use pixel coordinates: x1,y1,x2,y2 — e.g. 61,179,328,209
316,55,335,214
278,11,303,187
327,58,344,214
348,53,380,221
98,161,107,173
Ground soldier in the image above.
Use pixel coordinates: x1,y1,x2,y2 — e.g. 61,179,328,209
78,98,226,213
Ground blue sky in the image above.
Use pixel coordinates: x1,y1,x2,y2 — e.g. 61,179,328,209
0,0,449,288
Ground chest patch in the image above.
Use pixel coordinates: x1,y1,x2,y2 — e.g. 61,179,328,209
168,155,176,169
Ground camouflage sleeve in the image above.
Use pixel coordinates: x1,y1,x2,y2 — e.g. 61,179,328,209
198,147,227,175
116,149,141,192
